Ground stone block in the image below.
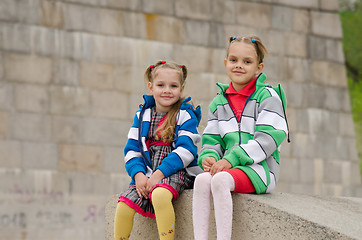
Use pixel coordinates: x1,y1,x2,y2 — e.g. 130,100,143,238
145,14,185,44
40,0,64,28
99,8,122,36
104,146,126,174
272,0,318,9
263,55,285,82
223,25,260,43
235,2,271,29
16,0,40,24
22,142,58,170
5,53,52,84
99,0,142,10
173,44,211,73
175,0,211,20
50,86,91,116
128,93,146,118
212,49,227,74
312,60,347,88
1,23,31,53
290,133,313,158
285,57,311,83
308,35,327,60
184,73,213,101
64,3,100,33
90,90,128,119
83,118,130,146
0,140,22,168
341,88,352,113
324,87,343,112
53,58,79,86
59,144,103,173
208,22,226,48
52,115,85,143
122,12,147,39
0,0,17,21
10,112,51,142
63,0,98,5
285,82,307,108
271,5,293,31
292,9,310,33
339,113,356,137
0,82,13,110
262,30,286,56
285,32,307,58
320,0,340,11
15,84,48,113
185,20,210,46
311,11,342,38
142,0,174,15
92,35,132,63
80,61,115,90
133,40,174,67
114,65,146,94
279,157,299,183
326,39,345,63
212,0,235,24
32,27,64,57
295,108,309,133
0,54,3,79
0,111,8,139
323,160,343,184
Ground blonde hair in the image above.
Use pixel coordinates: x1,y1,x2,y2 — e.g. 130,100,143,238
144,61,188,143
226,36,268,64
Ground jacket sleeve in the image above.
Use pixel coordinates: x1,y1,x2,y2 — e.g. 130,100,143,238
156,108,201,178
198,107,225,169
224,91,288,167
124,111,147,179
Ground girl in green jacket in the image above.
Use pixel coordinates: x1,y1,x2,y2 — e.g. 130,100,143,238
192,36,289,240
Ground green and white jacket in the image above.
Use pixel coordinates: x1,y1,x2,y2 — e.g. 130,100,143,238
199,73,289,194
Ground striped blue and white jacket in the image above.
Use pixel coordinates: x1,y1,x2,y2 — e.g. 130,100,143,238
124,95,203,185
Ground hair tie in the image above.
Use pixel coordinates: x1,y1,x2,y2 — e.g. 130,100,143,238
161,61,166,64
149,64,155,69
251,38,256,43
232,36,237,41
179,65,183,68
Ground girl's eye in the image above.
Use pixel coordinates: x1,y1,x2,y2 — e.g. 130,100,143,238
171,85,178,88
157,84,163,87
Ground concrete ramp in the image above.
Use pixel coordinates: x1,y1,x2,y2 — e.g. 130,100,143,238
105,191,362,240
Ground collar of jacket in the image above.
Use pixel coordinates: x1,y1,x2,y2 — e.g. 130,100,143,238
216,72,267,95
140,95,202,126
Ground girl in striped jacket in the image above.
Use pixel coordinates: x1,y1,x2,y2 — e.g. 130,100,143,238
193,36,289,240
114,61,202,240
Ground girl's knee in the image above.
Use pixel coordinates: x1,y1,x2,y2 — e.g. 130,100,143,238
194,172,212,187
211,171,234,192
151,187,173,208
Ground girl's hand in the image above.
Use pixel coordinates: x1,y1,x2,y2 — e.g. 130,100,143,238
210,159,232,175
146,170,165,193
202,157,216,171
134,172,149,199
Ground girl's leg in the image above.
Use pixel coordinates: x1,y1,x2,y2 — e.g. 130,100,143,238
211,172,235,240
151,187,175,240
114,201,136,240
192,172,213,240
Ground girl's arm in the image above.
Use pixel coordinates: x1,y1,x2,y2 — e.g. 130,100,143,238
224,92,288,167
198,108,225,169
156,108,201,178
124,111,147,180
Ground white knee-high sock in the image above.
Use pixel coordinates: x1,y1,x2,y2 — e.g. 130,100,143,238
193,172,213,240
211,172,235,240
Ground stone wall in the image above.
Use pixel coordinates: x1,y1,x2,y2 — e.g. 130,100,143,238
0,0,361,239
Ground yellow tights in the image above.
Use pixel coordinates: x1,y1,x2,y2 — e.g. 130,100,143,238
114,187,175,240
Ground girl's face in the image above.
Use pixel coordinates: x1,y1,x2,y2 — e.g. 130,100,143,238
224,42,264,92
148,68,184,113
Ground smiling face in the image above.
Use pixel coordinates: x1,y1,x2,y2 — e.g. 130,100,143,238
148,68,184,113
224,42,264,92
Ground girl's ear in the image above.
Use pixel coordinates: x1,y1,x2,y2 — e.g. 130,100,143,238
256,62,264,75
224,58,227,67
181,84,185,93
147,81,153,93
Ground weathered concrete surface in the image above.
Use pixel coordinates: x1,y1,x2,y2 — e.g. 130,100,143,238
106,190,362,240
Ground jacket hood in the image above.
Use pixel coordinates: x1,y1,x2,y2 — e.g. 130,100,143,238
141,95,202,126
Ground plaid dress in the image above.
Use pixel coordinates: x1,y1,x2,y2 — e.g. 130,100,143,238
119,107,195,218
